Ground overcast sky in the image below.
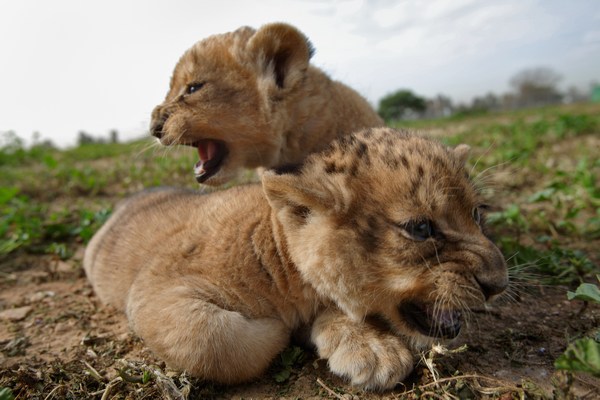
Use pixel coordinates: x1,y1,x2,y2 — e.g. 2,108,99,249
1,0,599,147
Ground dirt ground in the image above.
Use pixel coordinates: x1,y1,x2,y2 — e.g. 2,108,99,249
1,247,598,399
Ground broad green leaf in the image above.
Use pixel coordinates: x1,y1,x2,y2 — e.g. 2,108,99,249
567,283,600,304
555,338,600,377
0,387,15,400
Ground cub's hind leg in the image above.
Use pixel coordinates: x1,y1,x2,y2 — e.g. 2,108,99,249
126,275,290,384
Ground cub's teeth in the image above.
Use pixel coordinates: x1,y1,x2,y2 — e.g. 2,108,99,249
194,161,205,176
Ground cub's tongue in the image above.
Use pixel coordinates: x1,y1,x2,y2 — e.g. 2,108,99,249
193,139,227,183
198,140,218,163
194,140,217,177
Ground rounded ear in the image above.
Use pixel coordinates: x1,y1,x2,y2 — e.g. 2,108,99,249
453,144,471,166
262,169,353,220
262,170,326,216
247,23,314,90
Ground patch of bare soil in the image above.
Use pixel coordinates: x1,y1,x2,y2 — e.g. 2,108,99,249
1,248,598,399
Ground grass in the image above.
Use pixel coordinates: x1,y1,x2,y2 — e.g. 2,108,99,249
1,102,599,398
0,187,111,259
0,137,202,262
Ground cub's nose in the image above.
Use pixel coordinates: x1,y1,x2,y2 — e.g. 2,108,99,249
150,119,164,139
150,107,167,139
476,276,508,300
474,242,508,300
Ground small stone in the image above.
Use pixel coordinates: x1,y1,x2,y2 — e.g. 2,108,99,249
73,246,86,261
53,322,71,334
28,291,56,303
117,332,130,342
0,306,32,321
86,348,98,358
3,336,29,356
56,261,74,273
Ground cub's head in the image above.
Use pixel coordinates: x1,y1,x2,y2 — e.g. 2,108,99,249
263,127,508,345
150,23,314,185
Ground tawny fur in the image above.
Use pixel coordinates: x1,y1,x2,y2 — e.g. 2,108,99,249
150,22,384,185
84,127,508,390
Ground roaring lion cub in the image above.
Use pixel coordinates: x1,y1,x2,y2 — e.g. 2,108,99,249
84,127,507,390
150,22,384,185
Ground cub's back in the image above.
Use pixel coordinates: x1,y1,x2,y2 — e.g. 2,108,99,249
83,185,266,309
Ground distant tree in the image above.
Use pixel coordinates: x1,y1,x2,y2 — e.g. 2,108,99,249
32,131,41,145
0,130,24,152
501,92,518,110
509,67,563,107
378,89,427,121
77,131,95,145
564,86,588,104
424,94,454,118
471,92,501,112
109,129,119,143
36,139,56,149
77,131,108,145
0,131,26,166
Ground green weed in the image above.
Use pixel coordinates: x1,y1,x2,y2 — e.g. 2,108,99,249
555,276,600,377
486,193,596,284
55,165,110,195
567,278,600,303
555,338,600,378
273,346,305,383
554,113,598,138
0,190,45,254
0,188,111,258
487,204,529,235
528,157,600,238
0,387,15,400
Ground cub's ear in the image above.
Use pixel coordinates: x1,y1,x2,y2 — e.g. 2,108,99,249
262,170,326,218
262,169,351,220
247,23,314,90
453,144,471,166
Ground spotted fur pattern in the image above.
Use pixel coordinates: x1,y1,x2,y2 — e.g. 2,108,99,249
84,127,507,390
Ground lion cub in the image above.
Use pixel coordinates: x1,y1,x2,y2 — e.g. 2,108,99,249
150,22,383,185
84,127,507,390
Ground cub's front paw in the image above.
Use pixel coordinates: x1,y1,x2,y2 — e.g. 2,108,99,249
312,312,413,391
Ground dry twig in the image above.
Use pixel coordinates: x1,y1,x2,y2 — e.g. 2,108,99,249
316,377,345,400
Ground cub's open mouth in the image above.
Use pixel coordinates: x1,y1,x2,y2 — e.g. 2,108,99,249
190,139,228,183
400,302,462,339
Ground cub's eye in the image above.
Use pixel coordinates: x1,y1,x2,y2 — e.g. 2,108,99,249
472,207,481,225
473,205,489,226
401,219,434,241
186,82,205,95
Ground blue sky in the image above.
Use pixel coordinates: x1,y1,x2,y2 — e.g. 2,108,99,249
1,0,599,147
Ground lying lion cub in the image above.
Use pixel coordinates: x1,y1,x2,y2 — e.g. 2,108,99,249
150,22,384,185
84,127,507,390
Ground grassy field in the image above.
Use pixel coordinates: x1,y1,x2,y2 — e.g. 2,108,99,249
0,103,599,399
